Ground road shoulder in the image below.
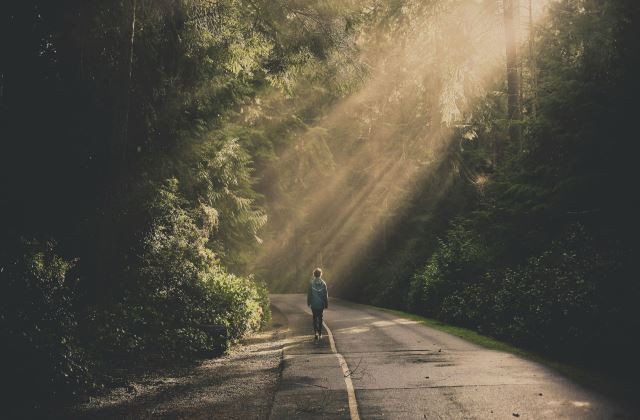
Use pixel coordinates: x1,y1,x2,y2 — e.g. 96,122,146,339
64,307,288,419
337,298,638,409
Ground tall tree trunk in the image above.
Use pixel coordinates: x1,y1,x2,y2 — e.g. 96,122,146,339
503,0,521,146
120,0,137,167
110,0,137,182
100,0,137,301
529,0,537,118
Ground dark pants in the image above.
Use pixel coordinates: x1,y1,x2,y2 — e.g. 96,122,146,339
312,308,324,333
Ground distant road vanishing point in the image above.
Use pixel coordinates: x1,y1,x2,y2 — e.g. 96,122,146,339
269,294,630,419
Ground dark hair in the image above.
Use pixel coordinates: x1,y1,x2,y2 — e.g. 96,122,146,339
313,268,322,277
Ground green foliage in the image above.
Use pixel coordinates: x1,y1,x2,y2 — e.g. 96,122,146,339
351,0,640,378
177,137,268,271
0,240,90,405
3,0,639,409
408,223,632,363
1,0,355,410
408,223,489,322
89,177,269,360
203,270,270,337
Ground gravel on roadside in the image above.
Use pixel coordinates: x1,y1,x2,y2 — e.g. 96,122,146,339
64,306,288,420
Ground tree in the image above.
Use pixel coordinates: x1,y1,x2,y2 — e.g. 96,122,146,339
503,0,521,146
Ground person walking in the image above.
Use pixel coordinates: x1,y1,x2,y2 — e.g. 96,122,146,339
307,268,328,341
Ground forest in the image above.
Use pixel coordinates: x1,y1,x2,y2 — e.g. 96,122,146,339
1,0,639,412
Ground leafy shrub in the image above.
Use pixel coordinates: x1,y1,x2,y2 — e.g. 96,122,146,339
89,178,269,360
408,222,636,363
480,224,629,358
408,222,489,324
0,240,90,407
202,270,268,339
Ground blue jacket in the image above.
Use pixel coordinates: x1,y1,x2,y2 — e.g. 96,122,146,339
307,277,328,310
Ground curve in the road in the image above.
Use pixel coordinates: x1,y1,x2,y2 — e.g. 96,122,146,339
270,294,632,419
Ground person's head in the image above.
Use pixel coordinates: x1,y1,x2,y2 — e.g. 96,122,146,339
313,268,322,278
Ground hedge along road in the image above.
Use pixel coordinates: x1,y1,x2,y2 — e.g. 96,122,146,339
269,294,631,419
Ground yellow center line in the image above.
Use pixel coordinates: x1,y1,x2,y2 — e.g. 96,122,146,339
323,321,361,420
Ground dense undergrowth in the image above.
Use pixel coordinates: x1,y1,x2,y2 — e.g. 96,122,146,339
0,171,273,408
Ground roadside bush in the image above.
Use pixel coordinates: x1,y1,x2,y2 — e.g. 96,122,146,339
408,222,489,324
203,270,268,339
481,224,629,358
1,182,271,412
0,240,90,407
408,222,636,364
89,178,269,360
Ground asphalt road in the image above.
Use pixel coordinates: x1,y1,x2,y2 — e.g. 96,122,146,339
270,294,631,419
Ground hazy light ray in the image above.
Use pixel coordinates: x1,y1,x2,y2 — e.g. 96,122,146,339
263,149,401,279
285,127,456,289
262,158,396,276
328,150,457,283
259,69,442,262
257,0,553,291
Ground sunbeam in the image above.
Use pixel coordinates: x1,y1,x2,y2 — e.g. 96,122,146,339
255,0,552,291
